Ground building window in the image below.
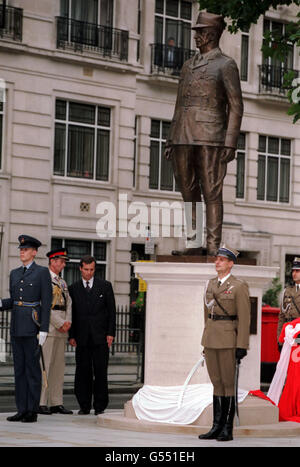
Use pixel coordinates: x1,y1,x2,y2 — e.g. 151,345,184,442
155,0,192,49
236,133,246,199
61,0,113,26
51,238,107,284
240,27,249,82
0,102,3,170
257,135,291,203
54,99,111,181
149,119,177,191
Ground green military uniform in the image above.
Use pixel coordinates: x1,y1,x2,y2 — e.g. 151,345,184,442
277,258,300,341
202,274,251,395
199,244,250,442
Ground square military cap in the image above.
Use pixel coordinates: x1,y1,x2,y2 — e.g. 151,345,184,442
46,248,69,261
292,257,300,270
18,235,42,249
192,11,225,30
216,244,239,263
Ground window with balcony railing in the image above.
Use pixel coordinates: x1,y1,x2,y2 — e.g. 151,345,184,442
57,0,128,61
0,4,22,41
152,0,193,75
260,19,297,95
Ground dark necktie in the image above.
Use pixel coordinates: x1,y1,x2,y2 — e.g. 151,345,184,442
23,267,27,274
86,281,91,292
217,280,221,288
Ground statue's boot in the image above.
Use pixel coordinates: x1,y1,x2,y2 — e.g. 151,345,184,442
172,201,203,256
206,203,223,257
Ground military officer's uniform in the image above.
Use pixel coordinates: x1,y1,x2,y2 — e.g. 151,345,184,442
277,257,300,341
0,235,52,421
199,245,250,442
39,248,72,414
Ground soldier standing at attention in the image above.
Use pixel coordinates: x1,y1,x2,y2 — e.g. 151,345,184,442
277,257,300,348
39,248,73,415
0,235,52,423
165,12,243,256
199,245,250,442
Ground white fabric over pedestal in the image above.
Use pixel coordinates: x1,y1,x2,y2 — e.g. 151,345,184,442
132,357,249,425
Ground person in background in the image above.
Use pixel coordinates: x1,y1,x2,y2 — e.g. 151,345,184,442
39,248,73,415
277,257,300,350
69,255,116,415
0,235,52,423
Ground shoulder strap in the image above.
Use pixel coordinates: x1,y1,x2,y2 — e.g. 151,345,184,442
212,292,230,316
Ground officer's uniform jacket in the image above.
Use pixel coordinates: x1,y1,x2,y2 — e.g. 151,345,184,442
201,274,251,349
168,47,243,149
0,262,52,336
277,285,300,340
48,272,72,338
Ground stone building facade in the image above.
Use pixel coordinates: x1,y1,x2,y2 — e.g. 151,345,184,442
0,0,299,304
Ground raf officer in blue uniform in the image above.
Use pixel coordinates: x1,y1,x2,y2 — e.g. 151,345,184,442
0,235,52,422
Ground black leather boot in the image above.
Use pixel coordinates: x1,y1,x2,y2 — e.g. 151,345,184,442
198,395,224,440
216,396,235,441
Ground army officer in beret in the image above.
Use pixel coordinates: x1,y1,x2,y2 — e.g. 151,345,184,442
199,245,250,442
277,257,300,345
0,235,52,422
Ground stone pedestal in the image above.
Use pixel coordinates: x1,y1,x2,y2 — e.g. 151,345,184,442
133,262,278,391
97,262,290,435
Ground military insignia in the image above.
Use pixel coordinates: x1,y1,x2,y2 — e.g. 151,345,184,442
21,237,25,244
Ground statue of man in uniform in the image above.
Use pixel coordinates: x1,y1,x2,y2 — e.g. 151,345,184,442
165,11,243,256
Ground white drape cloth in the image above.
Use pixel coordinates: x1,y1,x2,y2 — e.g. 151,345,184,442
267,323,300,406
132,357,249,425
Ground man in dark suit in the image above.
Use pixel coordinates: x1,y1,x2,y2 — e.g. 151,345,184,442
0,235,52,422
68,255,116,415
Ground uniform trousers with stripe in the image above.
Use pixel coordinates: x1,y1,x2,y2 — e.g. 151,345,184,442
40,336,67,406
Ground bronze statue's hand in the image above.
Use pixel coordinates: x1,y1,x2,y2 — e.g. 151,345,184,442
221,147,236,163
164,145,173,160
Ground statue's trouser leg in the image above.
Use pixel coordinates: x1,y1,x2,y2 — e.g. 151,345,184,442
172,145,227,255
172,146,203,249
195,146,227,255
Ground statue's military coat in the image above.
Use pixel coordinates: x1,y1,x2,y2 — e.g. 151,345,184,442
168,47,243,149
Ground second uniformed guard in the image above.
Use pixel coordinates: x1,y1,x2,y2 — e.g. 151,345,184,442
39,248,73,415
199,244,250,442
0,235,52,423
277,257,300,346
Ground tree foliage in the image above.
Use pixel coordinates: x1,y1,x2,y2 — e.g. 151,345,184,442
198,0,300,122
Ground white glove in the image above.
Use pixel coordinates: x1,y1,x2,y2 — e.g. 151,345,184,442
39,332,48,346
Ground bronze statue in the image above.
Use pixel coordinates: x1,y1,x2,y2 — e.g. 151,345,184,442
165,12,243,256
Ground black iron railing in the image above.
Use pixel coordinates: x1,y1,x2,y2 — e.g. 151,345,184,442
56,16,129,61
151,43,195,76
0,5,22,41
0,304,144,358
259,64,299,95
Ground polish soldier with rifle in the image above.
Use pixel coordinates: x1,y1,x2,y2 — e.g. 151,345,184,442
199,245,250,442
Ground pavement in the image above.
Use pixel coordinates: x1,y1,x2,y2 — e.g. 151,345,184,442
0,356,300,449
0,410,300,448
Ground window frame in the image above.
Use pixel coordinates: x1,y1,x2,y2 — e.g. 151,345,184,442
149,119,178,193
256,135,292,205
236,132,247,200
154,0,192,49
53,98,112,183
51,237,108,282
